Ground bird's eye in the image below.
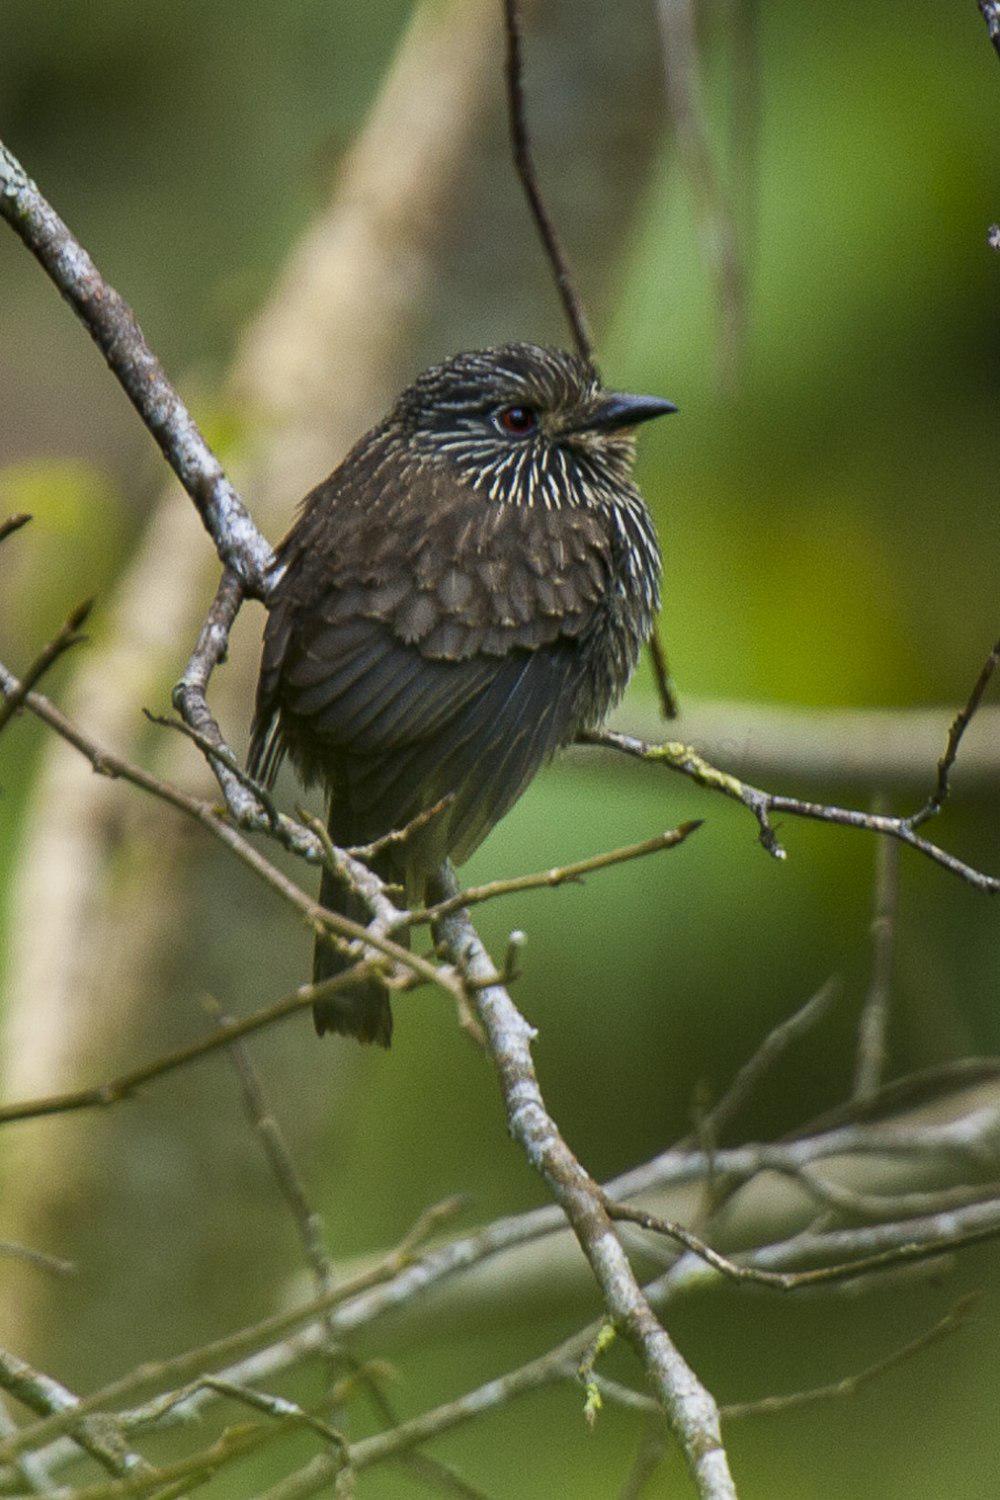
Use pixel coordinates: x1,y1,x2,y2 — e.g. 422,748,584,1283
494,404,539,437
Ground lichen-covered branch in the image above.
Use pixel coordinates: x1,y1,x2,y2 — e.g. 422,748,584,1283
430,869,737,1500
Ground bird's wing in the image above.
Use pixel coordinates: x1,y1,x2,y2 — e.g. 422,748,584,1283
248,465,611,854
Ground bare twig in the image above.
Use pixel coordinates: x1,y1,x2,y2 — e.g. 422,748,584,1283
0,1241,74,1278
39,1418,293,1500
584,728,1000,893
0,666,465,1006
502,0,594,365
0,1393,61,1496
251,1324,610,1500
205,1004,482,1500
0,148,271,593
784,1167,1000,1226
854,816,899,1101
0,966,376,1129
145,708,283,835
646,1194,1000,1308
690,976,843,1148
344,794,456,863
605,1196,1000,1293
648,622,681,720
204,998,337,1308
0,600,91,735
908,637,1000,827
430,866,737,1500
0,1198,463,1471
408,821,701,927
0,1350,151,1482
589,1294,976,1424
614,696,1000,791
0,512,31,546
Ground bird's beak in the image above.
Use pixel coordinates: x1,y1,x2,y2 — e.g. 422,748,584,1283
576,392,679,434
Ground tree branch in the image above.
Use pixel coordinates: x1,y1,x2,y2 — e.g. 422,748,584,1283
0,599,91,736
0,145,273,594
585,693,1000,893
501,0,594,366
430,866,737,1500
406,821,701,927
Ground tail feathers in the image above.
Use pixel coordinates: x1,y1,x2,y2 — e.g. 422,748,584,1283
313,857,395,1047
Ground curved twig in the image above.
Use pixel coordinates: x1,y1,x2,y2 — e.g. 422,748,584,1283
502,0,594,366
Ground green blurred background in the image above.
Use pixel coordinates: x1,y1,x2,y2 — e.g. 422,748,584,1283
1,2,999,1496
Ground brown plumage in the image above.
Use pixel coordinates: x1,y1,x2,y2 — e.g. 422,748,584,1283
248,343,675,1045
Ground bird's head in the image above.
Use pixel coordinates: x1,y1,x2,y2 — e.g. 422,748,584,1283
392,343,676,510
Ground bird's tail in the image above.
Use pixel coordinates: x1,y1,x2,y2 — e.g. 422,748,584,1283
313,808,400,1048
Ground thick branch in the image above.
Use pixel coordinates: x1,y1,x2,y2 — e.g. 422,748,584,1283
430,867,736,1500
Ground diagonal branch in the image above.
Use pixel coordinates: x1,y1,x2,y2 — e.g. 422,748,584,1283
406,820,702,926
909,636,1000,827
502,0,594,366
0,512,32,546
430,865,737,1500
0,145,272,593
0,599,91,736
585,703,1000,893
0,1348,151,1482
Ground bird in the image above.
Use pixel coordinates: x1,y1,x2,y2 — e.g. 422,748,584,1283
248,342,676,1047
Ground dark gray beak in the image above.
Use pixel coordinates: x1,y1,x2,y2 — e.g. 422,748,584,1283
581,392,679,434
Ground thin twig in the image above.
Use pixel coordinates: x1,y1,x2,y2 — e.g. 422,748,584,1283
0,1198,463,1470
0,1350,151,1482
908,638,1000,827
0,666,465,1005
648,622,680,720
251,1325,609,1500
344,794,455,863
205,1003,484,1500
0,144,272,592
41,1418,292,1500
584,727,1000,893
0,512,31,546
0,599,91,735
203,998,337,1308
854,812,899,1101
0,966,376,1128
408,821,701,927
689,976,843,1148
146,710,283,835
589,1294,977,1424
781,1167,1000,1227
612,1196,1000,1293
0,1241,74,1278
0,1393,60,1496
721,1294,978,1420
430,865,737,1500
502,0,594,365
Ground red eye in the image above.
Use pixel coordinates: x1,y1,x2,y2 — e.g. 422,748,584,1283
496,404,538,437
